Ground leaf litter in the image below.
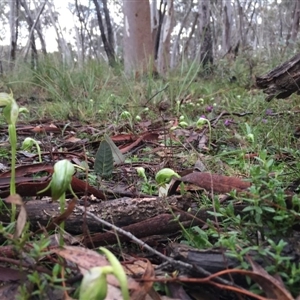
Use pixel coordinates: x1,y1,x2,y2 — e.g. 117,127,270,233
0,108,298,300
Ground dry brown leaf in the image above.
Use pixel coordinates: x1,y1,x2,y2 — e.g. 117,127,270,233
179,172,250,193
247,257,294,300
51,246,109,273
5,194,27,239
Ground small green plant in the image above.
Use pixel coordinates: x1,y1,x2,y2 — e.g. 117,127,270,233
120,110,134,131
196,117,212,150
136,167,157,195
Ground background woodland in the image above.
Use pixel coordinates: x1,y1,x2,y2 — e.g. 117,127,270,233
2,0,300,75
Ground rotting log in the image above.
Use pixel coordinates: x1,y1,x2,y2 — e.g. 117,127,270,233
256,53,300,101
0,194,299,247
0,196,193,234
0,195,258,248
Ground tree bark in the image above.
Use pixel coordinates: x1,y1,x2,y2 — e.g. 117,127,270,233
222,0,232,54
123,0,154,74
256,53,300,101
0,195,250,248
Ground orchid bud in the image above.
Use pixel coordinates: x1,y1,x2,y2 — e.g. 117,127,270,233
0,92,19,125
246,133,254,143
0,92,13,106
155,168,180,185
196,117,207,128
21,137,35,151
120,111,131,119
179,121,188,128
136,167,147,182
19,107,29,114
51,160,75,201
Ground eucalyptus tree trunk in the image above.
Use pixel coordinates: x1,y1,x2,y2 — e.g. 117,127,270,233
123,0,154,74
154,0,166,61
235,0,245,48
170,0,192,69
20,0,47,67
222,0,232,54
198,0,213,66
150,0,159,54
157,0,174,74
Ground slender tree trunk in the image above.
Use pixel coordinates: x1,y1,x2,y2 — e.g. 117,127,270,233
123,0,154,74
198,0,213,66
47,1,73,65
182,12,198,60
92,0,115,66
74,0,85,67
154,0,166,60
73,25,84,67
30,33,38,69
101,0,114,51
33,0,47,55
20,0,47,63
9,0,19,68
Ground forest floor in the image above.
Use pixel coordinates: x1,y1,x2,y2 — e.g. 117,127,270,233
0,57,299,299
